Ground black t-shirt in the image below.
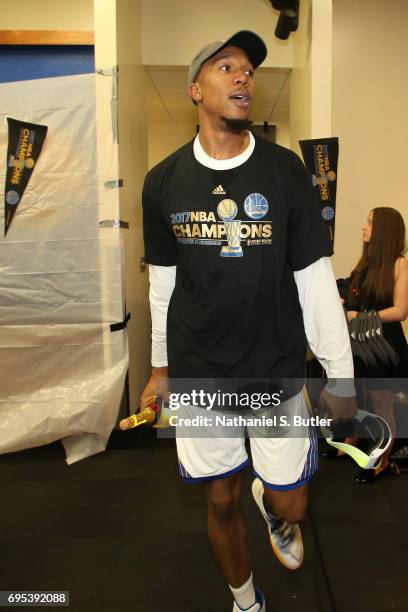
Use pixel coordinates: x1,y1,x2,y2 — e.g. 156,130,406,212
143,135,332,385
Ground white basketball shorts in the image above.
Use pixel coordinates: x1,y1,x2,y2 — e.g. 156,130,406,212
175,389,318,490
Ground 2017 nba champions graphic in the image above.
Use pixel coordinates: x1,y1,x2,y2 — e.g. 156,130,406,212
171,193,271,257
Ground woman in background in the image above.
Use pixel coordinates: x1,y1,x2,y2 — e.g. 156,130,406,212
344,207,408,483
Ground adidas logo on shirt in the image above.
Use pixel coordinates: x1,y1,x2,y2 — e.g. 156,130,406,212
212,185,226,195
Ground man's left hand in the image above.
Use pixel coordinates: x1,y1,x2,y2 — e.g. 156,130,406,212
317,387,358,422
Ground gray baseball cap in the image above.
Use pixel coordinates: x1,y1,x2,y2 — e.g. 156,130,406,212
188,30,267,84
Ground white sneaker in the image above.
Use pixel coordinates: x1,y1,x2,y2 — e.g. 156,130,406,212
232,587,265,612
252,478,303,570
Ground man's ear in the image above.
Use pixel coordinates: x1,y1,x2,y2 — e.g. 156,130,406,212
189,82,202,104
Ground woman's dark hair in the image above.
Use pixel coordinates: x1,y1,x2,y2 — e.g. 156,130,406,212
349,207,406,308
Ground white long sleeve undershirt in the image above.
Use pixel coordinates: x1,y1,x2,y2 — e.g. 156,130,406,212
149,264,176,367
294,257,355,396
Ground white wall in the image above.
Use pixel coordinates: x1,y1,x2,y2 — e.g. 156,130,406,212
332,0,408,279
148,120,195,168
276,120,291,149
290,0,332,154
310,0,332,138
117,0,150,407
289,0,312,153
94,0,150,408
0,0,93,30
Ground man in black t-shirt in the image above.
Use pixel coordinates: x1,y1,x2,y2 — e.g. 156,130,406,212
141,31,355,612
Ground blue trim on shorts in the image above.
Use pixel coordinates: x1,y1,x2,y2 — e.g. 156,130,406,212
253,469,315,491
300,426,319,480
178,458,249,483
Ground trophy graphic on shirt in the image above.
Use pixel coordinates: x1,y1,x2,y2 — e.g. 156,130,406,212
217,199,243,257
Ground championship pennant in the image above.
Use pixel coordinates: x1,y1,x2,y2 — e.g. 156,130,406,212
4,118,48,236
299,137,339,244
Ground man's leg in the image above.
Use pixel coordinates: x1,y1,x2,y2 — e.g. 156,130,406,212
205,471,252,587
249,390,317,569
263,482,308,524
176,407,264,609
251,479,308,571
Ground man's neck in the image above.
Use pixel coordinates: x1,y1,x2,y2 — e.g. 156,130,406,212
197,122,250,160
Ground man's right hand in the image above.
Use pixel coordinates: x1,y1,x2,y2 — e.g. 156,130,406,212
139,366,169,410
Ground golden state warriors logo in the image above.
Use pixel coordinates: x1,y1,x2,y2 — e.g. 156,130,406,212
244,193,269,220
